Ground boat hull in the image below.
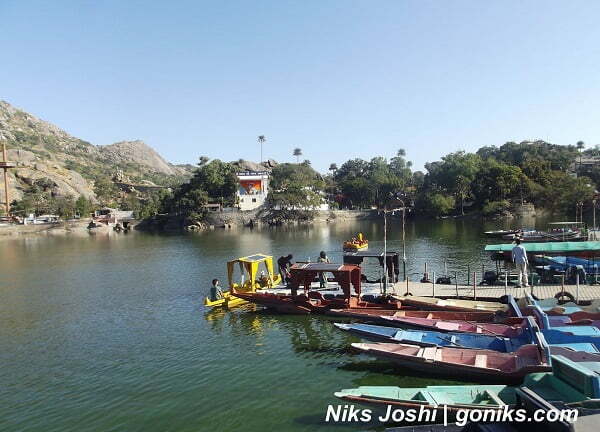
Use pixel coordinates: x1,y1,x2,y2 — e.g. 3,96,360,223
204,291,248,308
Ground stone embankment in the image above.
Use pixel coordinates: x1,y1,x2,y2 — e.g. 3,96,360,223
203,208,376,229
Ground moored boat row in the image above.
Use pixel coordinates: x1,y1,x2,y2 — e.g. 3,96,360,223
205,249,600,428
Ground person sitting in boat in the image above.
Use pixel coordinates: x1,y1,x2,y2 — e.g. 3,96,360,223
210,279,224,301
317,251,330,288
357,232,364,243
512,238,530,288
277,254,294,284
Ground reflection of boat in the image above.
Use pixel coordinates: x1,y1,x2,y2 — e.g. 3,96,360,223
204,254,282,309
343,233,368,251
334,354,600,418
392,295,508,313
232,262,403,314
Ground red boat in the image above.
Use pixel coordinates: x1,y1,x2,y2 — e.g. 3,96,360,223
350,341,600,383
326,308,498,324
377,315,525,337
232,262,404,314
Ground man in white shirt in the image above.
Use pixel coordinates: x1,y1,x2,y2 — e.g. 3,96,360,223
512,238,529,288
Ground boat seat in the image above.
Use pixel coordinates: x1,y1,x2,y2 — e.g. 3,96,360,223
475,354,488,368
436,322,461,331
423,347,437,361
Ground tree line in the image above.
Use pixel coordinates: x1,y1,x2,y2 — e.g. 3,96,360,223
11,140,598,224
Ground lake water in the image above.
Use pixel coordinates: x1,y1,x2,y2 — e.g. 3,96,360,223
0,218,527,431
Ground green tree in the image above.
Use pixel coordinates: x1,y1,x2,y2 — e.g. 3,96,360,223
293,148,303,163
267,162,325,210
258,135,266,163
75,195,94,217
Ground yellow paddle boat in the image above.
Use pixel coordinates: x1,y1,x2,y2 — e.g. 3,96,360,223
204,253,282,309
343,232,368,251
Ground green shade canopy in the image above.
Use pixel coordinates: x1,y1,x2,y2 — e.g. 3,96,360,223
485,241,600,253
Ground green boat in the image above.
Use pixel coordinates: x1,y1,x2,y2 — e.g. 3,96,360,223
334,355,600,417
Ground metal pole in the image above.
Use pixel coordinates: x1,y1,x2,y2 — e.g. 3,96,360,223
432,272,436,297
383,211,387,294
504,269,508,295
444,260,447,276
406,276,409,295
454,271,458,297
403,260,406,282
2,142,9,215
473,272,477,300
467,264,470,286
402,205,406,276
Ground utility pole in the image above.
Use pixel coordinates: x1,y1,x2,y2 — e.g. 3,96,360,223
0,140,16,216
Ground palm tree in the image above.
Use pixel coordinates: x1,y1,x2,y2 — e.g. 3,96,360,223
257,135,266,163
293,148,302,163
577,140,585,172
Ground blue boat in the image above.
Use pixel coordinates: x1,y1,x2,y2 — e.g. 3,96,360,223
334,316,600,352
521,293,585,315
528,303,600,333
333,322,532,352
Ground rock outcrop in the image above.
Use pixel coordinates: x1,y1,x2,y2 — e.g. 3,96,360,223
0,100,192,204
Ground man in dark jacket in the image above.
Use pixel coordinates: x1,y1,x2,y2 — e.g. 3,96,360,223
277,254,293,283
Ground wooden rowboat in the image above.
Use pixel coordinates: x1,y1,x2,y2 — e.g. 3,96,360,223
350,338,600,383
393,295,508,313
326,308,497,324
378,316,525,337
334,355,600,418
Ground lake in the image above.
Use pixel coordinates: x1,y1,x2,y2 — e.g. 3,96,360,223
0,217,526,431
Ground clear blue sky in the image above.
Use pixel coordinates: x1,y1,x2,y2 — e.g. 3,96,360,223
2,1,599,172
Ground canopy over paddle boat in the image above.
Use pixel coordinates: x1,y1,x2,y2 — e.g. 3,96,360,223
343,250,400,283
392,295,509,313
343,232,368,251
204,253,282,309
334,355,600,418
232,262,403,314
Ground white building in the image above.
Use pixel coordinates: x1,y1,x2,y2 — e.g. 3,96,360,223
237,171,269,211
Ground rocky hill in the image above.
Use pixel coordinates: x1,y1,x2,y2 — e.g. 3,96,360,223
0,100,192,204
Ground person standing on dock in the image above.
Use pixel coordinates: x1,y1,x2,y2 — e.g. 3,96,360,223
277,254,294,284
317,251,330,288
512,238,529,288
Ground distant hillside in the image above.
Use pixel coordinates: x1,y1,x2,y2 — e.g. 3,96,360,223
0,100,192,204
